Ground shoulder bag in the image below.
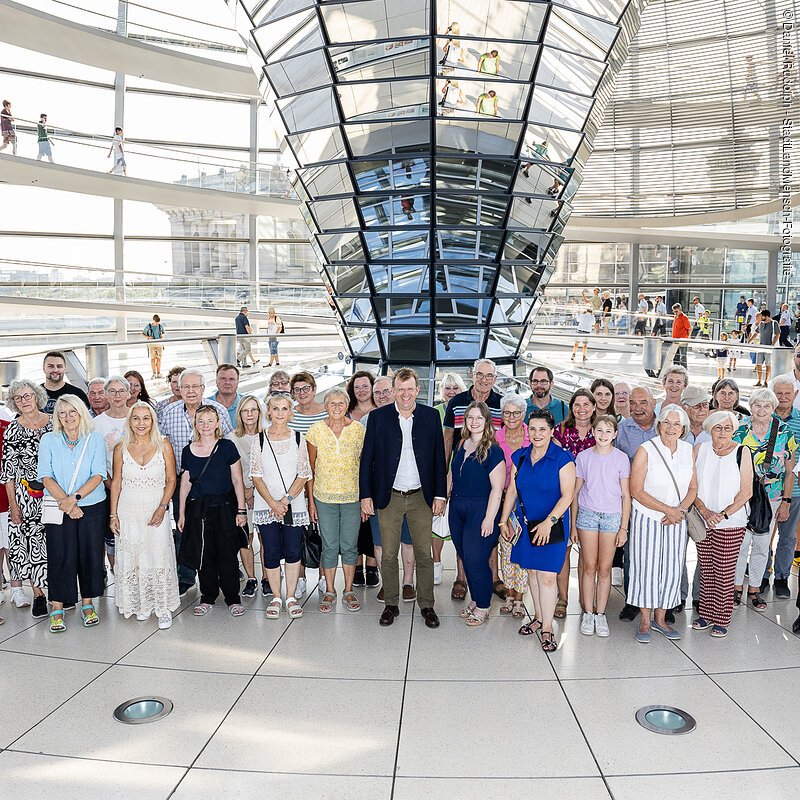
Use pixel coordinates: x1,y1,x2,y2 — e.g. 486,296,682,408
511,448,565,547
262,430,300,527
735,420,778,534
41,437,91,526
648,441,706,542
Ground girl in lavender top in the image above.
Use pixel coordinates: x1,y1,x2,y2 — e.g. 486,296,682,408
571,415,631,638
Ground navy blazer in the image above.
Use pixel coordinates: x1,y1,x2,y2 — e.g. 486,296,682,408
359,402,447,510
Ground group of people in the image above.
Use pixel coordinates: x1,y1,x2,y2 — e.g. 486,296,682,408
2,347,800,653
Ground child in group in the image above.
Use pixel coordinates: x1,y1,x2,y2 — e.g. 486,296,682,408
713,332,729,380
728,330,740,372
571,415,631,637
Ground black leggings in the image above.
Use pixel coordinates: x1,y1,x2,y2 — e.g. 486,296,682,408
198,513,241,606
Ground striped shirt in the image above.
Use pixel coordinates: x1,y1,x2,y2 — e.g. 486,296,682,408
443,388,503,447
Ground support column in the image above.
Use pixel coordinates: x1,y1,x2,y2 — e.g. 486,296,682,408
114,2,127,342
248,99,259,309
767,249,779,312
629,242,640,308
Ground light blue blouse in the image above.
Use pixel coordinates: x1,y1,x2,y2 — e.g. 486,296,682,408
37,430,107,506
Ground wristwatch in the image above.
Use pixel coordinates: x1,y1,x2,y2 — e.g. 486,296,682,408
782,497,793,504
284,493,294,503
722,511,729,519
74,493,82,501
161,504,169,511
549,515,558,525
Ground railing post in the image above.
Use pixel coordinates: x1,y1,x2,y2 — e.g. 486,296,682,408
642,336,663,378
0,361,20,386
772,346,794,378
218,334,238,366
85,344,110,380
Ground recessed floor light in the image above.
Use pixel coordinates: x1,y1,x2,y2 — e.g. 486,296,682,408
635,705,696,735
113,697,173,725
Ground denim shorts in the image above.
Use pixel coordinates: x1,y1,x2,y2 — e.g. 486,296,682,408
269,339,279,355
576,507,622,533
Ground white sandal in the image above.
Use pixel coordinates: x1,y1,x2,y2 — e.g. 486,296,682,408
266,597,282,619
286,598,303,618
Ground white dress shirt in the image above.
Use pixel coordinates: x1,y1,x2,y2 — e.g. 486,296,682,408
393,405,422,491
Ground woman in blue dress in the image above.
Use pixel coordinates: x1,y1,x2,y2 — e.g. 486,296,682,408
499,409,576,651
448,401,506,627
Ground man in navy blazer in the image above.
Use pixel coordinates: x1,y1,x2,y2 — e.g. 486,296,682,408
360,367,447,628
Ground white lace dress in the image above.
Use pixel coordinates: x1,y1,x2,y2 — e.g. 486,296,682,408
115,449,180,618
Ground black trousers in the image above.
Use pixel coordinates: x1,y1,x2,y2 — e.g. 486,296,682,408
780,325,792,347
45,501,106,605
652,320,666,336
198,511,242,606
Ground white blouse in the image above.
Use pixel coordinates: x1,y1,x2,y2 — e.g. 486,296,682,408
250,431,312,526
694,441,748,528
633,438,694,521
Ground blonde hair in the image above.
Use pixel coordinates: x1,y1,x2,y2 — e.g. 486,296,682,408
459,400,497,463
438,371,466,399
52,395,94,438
234,394,264,437
265,392,294,420
121,401,165,454
192,404,223,441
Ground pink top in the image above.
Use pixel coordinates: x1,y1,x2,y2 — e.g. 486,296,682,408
495,426,531,490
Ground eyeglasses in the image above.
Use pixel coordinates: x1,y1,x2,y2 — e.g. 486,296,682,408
271,382,290,390
529,379,551,385
502,410,523,418
474,371,495,381
107,388,128,396
293,385,313,395
181,384,203,391
12,393,34,403
374,388,393,397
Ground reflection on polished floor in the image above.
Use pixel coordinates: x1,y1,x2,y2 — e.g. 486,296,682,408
1,544,800,800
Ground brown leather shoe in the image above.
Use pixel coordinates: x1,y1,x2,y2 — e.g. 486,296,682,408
377,587,385,603
420,607,440,628
379,605,399,626
402,584,417,602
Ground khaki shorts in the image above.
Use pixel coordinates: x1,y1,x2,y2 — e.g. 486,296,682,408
147,343,164,356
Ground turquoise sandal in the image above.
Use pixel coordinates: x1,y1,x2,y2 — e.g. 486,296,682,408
81,604,99,627
49,610,66,633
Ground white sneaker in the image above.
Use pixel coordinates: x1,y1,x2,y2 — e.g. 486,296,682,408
136,612,149,621
594,613,610,637
611,567,624,587
11,588,30,608
318,575,327,593
158,612,172,630
580,611,595,636
433,562,443,585
295,577,306,599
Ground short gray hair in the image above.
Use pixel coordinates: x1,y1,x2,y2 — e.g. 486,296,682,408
656,402,690,438
770,375,797,392
324,387,350,407
703,410,740,433
630,385,654,400
501,392,527,414
6,379,48,414
662,365,689,387
473,358,496,375
104,374,130,393
749,387,778,410
179,367,205,388
87,377,106,390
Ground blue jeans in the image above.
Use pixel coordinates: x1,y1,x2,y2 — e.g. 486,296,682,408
763,497,800,581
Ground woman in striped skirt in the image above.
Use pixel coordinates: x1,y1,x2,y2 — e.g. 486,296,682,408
628,404,697,643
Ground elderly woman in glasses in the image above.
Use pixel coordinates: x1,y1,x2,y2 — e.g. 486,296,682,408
732,387,797,611
692,410,753,637
495,394,530,617
710,378,750,418
1,380,52,619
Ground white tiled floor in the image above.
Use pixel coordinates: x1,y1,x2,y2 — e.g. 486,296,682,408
2,563,800,798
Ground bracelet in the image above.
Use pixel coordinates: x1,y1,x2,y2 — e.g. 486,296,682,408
236,510,247,514
109,514,118,519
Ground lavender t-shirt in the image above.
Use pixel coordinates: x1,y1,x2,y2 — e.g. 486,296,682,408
575,447,631,514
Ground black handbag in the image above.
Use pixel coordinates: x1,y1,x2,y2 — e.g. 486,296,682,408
512,449,566,546
736,426,776,535
301,522,322,569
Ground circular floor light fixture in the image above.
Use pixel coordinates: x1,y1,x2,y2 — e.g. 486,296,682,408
635,705,696,735
113,696,173,725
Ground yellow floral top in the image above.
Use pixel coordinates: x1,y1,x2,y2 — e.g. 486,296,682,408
305,419,365,504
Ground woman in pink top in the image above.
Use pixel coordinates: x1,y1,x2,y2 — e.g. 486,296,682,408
495,394,530,617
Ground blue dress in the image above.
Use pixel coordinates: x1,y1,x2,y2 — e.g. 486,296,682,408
510,440,574,573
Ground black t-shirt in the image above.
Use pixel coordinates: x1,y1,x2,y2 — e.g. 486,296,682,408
602,298,612,314
182,438,240,498
43,383,90,416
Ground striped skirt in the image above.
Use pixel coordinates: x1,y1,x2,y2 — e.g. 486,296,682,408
628,507,688,610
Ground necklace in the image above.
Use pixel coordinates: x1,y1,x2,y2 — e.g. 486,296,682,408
62,432,79,446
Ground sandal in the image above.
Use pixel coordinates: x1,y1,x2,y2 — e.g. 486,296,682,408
459,602,477,619
266,598,282,619
49,610,66,633
342,592,361,612
286,598,303,618
512,600,525,618
691,617,712,630
451,580,467,600
229,604,245,617
733,589,742,606
492,580,508,600
540,631,558,652
319,591,336,613
554,599,568,619
748,590,767,611
81,604,99,627
518,618,542,636
710,625,728,638
465,609,488,627
499,598,514,615
193,603,213,616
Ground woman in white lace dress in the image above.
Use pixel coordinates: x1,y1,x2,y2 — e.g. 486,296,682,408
109,401,179,629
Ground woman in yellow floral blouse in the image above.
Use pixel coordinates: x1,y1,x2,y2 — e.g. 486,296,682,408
306,387,366,613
